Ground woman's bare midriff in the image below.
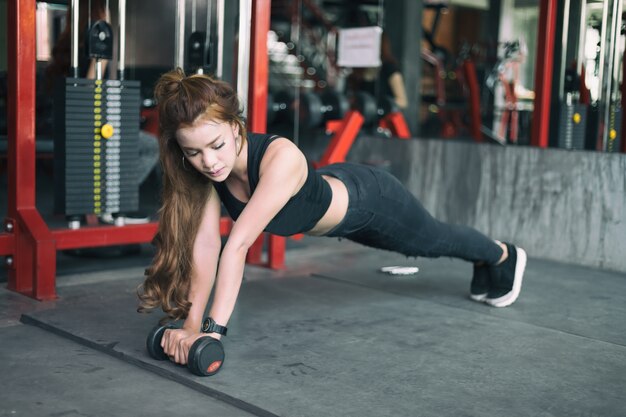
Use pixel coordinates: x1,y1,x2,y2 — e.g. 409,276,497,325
307,175,349,236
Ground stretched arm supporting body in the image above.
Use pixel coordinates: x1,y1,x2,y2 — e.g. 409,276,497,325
163,139,307,364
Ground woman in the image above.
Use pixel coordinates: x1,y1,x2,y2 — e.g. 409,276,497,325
138,69,527,365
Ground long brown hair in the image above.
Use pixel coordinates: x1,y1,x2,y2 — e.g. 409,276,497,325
138,68,246,322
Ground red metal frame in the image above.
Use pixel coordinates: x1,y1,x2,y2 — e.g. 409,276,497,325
0,233,14,254
462,59,483,142
315,111,365,167
2,0,280,299
530,0,556,148
4,0,56,299
317,108,409,169
245,0,286,270
498,74,519,144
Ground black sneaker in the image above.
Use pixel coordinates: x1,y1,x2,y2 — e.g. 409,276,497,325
485,243,527,307
469,264,490,302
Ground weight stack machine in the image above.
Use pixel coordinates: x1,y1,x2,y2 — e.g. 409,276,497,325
53,0,141,222
54,78,141,217
557,92,587,150
604,103,622,153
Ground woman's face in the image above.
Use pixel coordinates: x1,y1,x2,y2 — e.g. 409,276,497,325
175,119,240,182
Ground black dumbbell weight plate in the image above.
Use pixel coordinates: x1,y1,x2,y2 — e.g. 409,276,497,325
379,96,399,116
299,92,323,128
354,91,378,125
146,323,176,361
187,337,225,376
268,90,293,125
321,91,350,120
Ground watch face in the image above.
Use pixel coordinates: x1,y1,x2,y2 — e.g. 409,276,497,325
202,318,213,332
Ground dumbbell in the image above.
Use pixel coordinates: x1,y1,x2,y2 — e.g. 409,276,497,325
352,91,400,125
298,91,350,128
267,90,350,128
146,323,225,376
267,90,293,126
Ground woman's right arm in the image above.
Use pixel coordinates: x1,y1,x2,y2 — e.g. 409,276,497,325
162,186,223,364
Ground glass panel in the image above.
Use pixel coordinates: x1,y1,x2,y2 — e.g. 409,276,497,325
268,0,344,154
554,0,624,152
420,0,539,146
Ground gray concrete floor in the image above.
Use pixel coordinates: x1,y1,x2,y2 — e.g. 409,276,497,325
2,237,625,417
2,133,625,416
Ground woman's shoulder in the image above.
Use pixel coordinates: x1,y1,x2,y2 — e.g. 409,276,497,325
264,135,301,159
258,135,306,172
248,132,293,151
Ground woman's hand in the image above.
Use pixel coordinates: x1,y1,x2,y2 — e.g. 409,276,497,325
161,328,206,365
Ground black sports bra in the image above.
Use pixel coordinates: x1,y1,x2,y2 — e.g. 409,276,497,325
213,133,332,236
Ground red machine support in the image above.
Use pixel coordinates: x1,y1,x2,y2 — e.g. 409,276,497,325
499,74,519,143
316,111,365,167
318,108,410,168
245,0,285,269
462,59,483,142
0,233,14,254
531,0,556,148
5,0,56,300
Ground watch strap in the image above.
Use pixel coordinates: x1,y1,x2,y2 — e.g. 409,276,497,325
202,317,228,336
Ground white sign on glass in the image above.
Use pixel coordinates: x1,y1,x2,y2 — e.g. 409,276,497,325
337,26,382,68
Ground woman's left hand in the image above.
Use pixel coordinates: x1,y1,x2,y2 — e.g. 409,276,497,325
161,328,206,365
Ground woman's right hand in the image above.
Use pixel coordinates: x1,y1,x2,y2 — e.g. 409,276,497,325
161,328,205,365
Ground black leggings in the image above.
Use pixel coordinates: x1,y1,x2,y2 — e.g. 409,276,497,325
318,163,503,265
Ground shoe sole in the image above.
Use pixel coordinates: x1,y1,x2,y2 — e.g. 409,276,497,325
485,247,527,307
469,293,487,302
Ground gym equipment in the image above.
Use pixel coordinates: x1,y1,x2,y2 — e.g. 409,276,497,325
267,90,349,128
352,91,399,125
605,106,623,153
266,90,293,126
557,69,587,150
54,1,141,219
557,99,587,150
146,323,225,377
187,31,209,72
85,20,114,60
304,91,350,128
186,1,213,73
53,78,141,217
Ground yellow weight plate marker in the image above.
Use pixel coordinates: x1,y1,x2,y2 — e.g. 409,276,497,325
101,123,114,139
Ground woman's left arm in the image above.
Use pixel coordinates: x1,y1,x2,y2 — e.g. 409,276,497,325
206,139,308,334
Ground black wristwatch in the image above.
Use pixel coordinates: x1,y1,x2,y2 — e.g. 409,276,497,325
201,317,228,336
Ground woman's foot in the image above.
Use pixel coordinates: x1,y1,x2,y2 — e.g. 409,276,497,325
469,241,505,302
469,263,490,302
484,242,527,307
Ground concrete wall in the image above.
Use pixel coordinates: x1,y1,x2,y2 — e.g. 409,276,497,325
348,137,626,273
